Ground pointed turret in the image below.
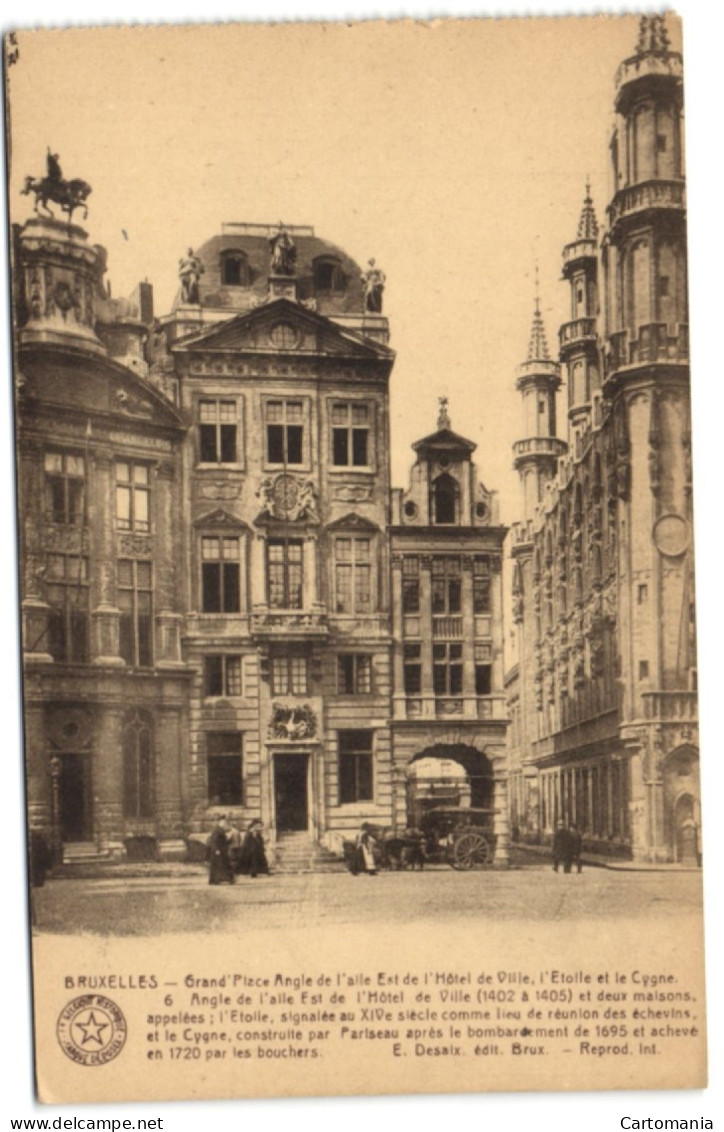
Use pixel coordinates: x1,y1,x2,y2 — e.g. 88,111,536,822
605,12,686,384
513,286,567,522
560,183,601,431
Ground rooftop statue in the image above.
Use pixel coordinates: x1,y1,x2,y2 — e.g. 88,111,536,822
268,222,297,276
21,149,92,225
178,247,205,304
361,258,385,313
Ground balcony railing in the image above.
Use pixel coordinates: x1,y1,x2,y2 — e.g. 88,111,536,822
250,608,329,640
608,179,685,229
432,615,463,638
605,323,688,376
641,690,698,723
559,317,598,352
562,238,597,269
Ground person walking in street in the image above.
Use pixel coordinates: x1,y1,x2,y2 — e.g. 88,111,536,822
552,820,574,874
207,816,234,885
240,820,270,878
351,822,378,875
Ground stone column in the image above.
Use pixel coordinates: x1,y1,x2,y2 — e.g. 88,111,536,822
94,707,125,857
24,701,51,834
251,534,268,611
155,704,187,859
20,440,53,662
390,555,405,720
461,558,476,716
491,749,510,867
90,448,124,666
154,460,184,668
420,555,434,717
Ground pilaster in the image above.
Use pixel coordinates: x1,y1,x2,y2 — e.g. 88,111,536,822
90,448,124,666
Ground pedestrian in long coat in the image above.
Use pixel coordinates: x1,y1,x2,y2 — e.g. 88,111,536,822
552,821,574,874
240,820,270,878
208,817,234,885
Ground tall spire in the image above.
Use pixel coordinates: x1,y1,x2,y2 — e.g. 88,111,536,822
527,267,551,362
576,179,599,241
635,13,671,57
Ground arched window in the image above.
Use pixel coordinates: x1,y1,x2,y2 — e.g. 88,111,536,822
432,473,458,525
313,256,345,292
220,250,248,287
123,710,154,819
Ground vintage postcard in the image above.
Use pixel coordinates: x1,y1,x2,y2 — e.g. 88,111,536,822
4,11,708,1105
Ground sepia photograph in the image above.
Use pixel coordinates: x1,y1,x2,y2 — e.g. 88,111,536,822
2,0,720,1117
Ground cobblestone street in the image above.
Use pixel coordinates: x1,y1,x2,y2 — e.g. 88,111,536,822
32,862,703,936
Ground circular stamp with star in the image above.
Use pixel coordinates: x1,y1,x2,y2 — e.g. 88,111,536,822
56,994,127,1066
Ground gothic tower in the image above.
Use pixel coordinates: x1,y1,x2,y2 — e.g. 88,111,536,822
560,184,601,445
512,291,567,522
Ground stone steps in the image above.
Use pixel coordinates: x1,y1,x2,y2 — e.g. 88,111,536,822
272,834,346,874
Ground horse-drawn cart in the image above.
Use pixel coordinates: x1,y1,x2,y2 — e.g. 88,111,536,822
344,807,498,872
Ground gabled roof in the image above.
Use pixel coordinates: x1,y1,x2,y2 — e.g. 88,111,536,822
326,512,381,532
172,297,394,361
412,425,476,455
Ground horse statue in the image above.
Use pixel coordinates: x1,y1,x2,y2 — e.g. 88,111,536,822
21,175,92,225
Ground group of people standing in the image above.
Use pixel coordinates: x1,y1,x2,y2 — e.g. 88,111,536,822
208,817,269,885
552,821,583,874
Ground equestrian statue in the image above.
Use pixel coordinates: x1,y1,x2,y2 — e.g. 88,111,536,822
21,149,92,225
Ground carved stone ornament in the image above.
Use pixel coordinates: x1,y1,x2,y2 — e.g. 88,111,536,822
269,703,317,741
47,706,93,750
257,474,318,522
118,533,152,558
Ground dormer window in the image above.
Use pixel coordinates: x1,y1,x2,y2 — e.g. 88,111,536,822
313,256,345,293
220,250,248,287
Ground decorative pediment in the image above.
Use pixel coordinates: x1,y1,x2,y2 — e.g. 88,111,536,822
326,512,380,532
412,426,476,455
193,508,250,530
173,298,392,361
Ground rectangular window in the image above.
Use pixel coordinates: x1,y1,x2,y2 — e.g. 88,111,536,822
271,656,308,695
338,731,373,804
637,584,648,605
337,654,372,694
199,400,237,464
659,276,670,297
204,655,242,697
639,660,649,681
201,536,240,613
403,643,422,695
473,557,491,614
402,557,420,614
433,642,463,696
207,731,243,806
116,461,150,532
46,554,89,662
656,133,668,152
475,664,492,695
118,559,153,667
331,402,370,467
44,451,85,525
335,537,372,614
267,539,303,609
266,399,304,465
432,556,461,614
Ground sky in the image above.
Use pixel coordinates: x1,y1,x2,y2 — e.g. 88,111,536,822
2,1,723,1128
4,14,657,520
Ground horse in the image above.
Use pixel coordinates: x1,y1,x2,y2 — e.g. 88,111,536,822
21,175,92,224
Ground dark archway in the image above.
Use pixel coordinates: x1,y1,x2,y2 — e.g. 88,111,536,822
406,743,494,825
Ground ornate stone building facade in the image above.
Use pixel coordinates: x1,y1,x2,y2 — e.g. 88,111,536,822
13,213,509,866
507,16,698,864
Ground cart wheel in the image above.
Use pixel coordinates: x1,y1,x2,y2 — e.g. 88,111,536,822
451,831,491,870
